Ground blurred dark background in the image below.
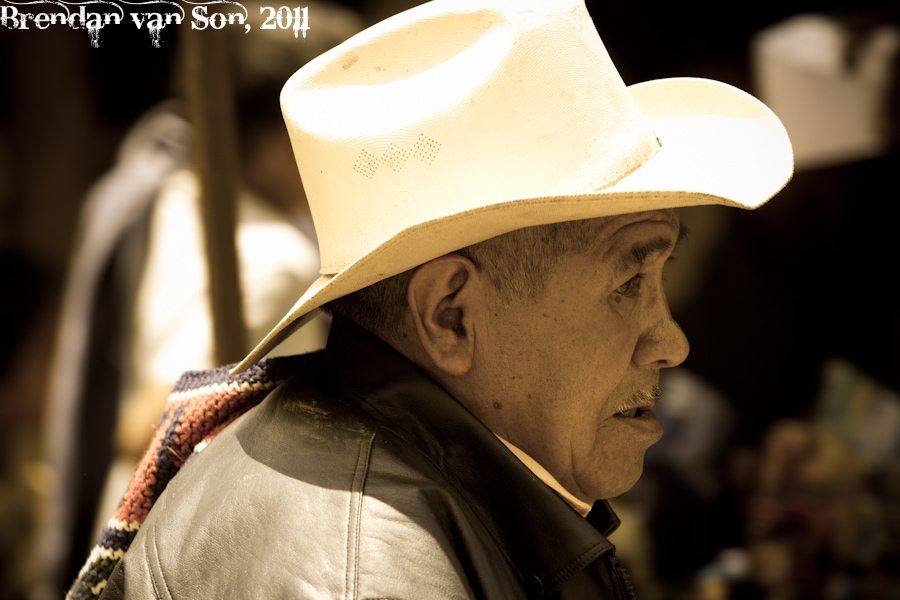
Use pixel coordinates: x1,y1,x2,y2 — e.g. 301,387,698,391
1,0,898,598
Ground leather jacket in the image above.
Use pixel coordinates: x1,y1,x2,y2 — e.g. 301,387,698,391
102,318,637,599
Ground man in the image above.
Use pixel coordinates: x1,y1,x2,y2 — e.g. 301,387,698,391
73,0,792,597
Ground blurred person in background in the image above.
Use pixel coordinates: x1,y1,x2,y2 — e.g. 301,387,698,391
34,4,362,598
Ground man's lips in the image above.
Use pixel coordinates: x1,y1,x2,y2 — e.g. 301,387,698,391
613,402,663,442
612,385,660,418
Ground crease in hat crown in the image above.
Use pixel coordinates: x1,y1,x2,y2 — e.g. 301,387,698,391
231,0,793,374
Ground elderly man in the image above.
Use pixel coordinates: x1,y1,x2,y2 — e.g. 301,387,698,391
69,0,792,598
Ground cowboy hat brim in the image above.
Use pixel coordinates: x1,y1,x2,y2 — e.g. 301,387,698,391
231,76,792,373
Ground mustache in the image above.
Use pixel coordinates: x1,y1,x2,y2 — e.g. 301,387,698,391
613,385,661,414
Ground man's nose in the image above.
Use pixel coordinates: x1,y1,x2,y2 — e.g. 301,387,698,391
633,305,690,369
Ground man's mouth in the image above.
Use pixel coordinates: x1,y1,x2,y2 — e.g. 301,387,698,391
613,386,661,418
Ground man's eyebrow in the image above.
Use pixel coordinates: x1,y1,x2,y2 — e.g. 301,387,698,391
614,228,684,276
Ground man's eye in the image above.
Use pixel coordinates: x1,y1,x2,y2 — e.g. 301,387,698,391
615,274,644,297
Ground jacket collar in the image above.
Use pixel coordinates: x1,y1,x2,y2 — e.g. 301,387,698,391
323,317,619,596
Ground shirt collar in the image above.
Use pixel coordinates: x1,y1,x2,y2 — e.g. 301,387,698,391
495,435,594,518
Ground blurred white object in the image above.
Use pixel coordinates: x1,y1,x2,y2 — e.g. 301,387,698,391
131,169,327,385
753,13,899,170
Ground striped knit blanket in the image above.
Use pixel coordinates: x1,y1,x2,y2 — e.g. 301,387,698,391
66,355,305,599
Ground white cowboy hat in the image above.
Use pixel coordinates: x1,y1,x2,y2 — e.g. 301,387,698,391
232,0,793,373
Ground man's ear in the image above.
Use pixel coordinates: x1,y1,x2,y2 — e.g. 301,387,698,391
406,254,480,377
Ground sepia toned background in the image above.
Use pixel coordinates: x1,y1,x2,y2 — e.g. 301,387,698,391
1,0,899,598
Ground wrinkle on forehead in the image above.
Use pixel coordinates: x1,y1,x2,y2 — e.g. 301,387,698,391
558,209,680,256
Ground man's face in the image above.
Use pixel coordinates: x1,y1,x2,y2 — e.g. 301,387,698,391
472,209,689,501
